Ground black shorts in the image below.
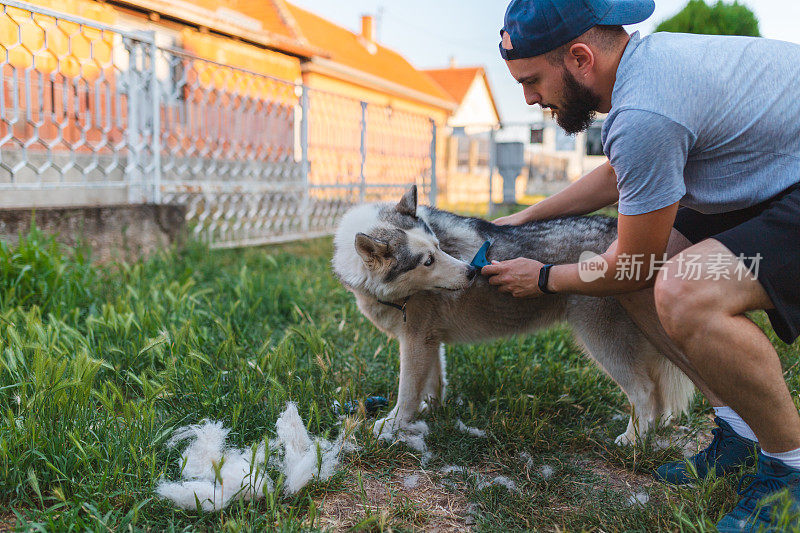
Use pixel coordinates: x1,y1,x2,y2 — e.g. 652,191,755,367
673,182,800,344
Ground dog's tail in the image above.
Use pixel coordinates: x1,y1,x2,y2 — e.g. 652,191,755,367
655,356,695,418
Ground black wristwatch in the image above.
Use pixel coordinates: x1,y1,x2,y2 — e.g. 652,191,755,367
538,264,557,294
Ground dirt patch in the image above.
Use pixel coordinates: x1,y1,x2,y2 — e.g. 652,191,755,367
582,457,657,493
580,424,714,505
315,467,471,532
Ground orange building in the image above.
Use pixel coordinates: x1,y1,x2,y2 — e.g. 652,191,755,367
5,0,457,202
104,0,456,120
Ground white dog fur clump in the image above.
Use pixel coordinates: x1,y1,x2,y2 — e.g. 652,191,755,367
455,419,487,438
156,402,357,511
374,418,430,452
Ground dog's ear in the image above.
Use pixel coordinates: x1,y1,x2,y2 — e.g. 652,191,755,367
355,233,391,270
395,185,417,217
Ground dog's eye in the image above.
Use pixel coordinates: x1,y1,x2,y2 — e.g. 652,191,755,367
424,255,434,267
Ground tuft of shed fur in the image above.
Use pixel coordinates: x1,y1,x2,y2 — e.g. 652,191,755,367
156,402,357,511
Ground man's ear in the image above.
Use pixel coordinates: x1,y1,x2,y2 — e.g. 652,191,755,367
355,233,391,270
567,42,594,76
395,185,417,217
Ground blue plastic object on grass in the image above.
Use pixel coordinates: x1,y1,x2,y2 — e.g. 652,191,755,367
332,396,389,416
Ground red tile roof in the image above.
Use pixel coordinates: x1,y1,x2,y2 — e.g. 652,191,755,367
285,3,454,105
424,67,483,104
116,0,455,108
424,66,501,121
113,0,321,58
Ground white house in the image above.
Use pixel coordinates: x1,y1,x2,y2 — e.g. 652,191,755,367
424,63,501,135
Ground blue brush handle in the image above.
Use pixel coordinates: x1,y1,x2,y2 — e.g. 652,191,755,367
470,240,492,270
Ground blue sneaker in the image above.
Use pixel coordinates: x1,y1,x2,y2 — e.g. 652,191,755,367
716,452,800,532
654,417,759,485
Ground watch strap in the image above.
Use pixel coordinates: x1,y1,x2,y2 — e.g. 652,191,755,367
538,264,557,294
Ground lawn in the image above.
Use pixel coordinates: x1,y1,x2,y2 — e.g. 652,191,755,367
1,226,799,531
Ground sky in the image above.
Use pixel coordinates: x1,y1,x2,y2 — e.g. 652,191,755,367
289,0,800,124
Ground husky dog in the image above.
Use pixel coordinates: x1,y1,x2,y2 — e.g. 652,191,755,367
332,186,694,445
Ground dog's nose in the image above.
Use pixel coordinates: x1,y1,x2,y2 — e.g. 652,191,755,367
467,266,478,280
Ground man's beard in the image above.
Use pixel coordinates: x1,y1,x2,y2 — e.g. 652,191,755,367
551,69,602,135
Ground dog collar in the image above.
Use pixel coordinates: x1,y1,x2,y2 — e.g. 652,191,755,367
376,296,410,322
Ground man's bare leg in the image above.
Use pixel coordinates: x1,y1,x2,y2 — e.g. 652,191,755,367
615,229,725,405
617,288,724,406
655,238,800,453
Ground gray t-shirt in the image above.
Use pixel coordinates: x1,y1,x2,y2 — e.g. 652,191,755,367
602,31,800,215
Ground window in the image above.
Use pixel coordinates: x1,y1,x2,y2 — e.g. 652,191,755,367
555,128,575,152
585,124,604,156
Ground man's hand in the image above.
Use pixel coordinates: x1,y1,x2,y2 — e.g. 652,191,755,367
481,258,545,298
492,212,526,226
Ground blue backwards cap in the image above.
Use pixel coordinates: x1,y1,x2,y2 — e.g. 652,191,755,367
500,0,654,60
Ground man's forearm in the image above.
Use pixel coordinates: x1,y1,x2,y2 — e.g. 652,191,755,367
488,204,678,299
518,161,619,222
548,261,653,297
546,204,679,297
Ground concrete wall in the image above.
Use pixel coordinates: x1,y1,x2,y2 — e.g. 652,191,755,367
0,204,186,262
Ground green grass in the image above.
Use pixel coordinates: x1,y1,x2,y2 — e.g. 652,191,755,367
0,226,799,531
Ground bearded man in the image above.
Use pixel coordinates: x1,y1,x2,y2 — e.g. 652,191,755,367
483,0,800,530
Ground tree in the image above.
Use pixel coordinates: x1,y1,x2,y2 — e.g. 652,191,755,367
655,0,760,37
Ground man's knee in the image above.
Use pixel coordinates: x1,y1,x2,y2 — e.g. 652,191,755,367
654,266,716,343
652,228,695,338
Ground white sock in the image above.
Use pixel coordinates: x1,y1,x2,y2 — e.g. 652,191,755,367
762,448,800,470
714,406,758,442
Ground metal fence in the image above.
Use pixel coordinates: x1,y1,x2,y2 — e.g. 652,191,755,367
0,0,436,248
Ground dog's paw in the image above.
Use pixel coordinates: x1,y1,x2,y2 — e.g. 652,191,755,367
614,416,646,446
372,415,396,438
614,432,635,446
373,414,430,452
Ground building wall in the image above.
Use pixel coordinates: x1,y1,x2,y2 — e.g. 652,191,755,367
448,77,500,135
180,30,302,82
302,71,449,198
4,0,116,24
301,72,450,126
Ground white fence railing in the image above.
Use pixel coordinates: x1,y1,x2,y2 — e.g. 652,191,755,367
0,0,437,248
